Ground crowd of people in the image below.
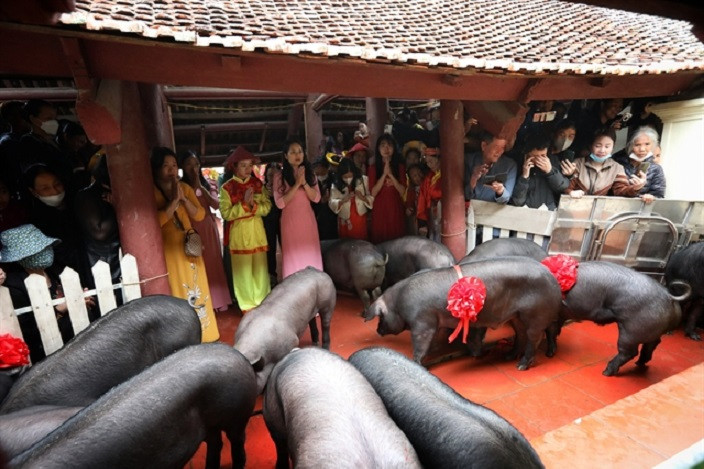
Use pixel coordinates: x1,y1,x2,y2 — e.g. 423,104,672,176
0,96,669,362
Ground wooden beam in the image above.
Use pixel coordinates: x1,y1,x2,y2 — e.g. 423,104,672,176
462,100,529,145
312,94,338,112
59,37,93,92
76,79,123,145
1,26,702,101
0,0,74,25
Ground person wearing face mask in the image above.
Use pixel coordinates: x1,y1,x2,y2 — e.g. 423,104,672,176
329,157,373,240
613,126,666,204
561,128,645,199
18,100,73,188
312,157,338,241
550,120,577,163
0,224,96,363
23,164,89,285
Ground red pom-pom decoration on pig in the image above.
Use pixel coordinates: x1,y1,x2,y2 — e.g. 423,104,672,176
540,254,579,294
446,276,486,344
0,334,30,368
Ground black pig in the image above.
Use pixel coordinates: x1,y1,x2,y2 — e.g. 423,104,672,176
459,238,548,355
263,347,421,469
0,406,82,458
1,295,201,413
322,238,388,310
10,344,257,469
375,236,455,288
234,267,336,393
349,347,545,469
364,257,562,370
460,237,547,264
665,241,703,340
547,261,688,376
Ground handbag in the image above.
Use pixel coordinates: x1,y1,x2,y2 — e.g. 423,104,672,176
183,228,203,258
174,212,203,258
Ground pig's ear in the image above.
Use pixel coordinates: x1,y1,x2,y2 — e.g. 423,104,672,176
250,356,265,372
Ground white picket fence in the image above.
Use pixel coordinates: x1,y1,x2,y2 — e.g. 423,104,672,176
0,254,142,358
466,200,556,253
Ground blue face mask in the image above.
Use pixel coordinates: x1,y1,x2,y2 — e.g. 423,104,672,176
589,153,612,164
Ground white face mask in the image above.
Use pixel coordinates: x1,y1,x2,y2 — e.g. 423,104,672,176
37,192,65,207
316,174,328,182
342,177,353,186
629,151,652,163
554,136,574,152
40,119,59,136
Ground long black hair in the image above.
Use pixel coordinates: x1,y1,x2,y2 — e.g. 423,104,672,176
335,157,362,191
374,133,402,179
280,137,316,191
178,150,210,188
149,146,177,186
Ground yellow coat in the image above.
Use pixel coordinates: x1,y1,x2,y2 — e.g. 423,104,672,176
219,176,271,254
155,182,220,342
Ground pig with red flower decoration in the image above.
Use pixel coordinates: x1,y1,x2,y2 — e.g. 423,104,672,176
543,259,690,376
364,257,562,370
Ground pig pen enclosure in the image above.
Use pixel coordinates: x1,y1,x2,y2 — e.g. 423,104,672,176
1,196,703,467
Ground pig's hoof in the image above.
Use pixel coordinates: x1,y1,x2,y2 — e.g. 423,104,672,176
545,348,556,358
602,367,617,376
686,331,702,341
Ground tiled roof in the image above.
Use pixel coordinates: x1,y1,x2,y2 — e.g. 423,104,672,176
59,0,704,76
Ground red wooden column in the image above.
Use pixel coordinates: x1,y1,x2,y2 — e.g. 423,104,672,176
304,93,324,160
138,83,174,149
105,81,170,296
366,98,388,155
439,100,467,261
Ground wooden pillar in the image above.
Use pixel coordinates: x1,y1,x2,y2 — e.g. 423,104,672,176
366,97,388,155
138,83,174,150
440,100,467,261
287,101,304,139
105,81,170,296
304,93,324,161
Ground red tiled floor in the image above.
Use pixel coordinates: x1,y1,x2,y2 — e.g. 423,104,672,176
192,294,704,468
532,363,704,468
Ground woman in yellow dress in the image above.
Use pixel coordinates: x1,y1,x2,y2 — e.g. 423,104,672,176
150,147,220,342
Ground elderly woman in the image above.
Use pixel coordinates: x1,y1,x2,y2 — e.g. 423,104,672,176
613,126,666,204
561,128,645,199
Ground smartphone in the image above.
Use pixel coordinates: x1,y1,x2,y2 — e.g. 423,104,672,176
559,150,576,163
481,172,508,186
638,162,651,173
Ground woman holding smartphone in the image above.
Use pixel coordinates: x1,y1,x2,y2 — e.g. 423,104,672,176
613,126,666,204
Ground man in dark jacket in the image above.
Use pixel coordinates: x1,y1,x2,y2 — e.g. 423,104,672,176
511,133,570,210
